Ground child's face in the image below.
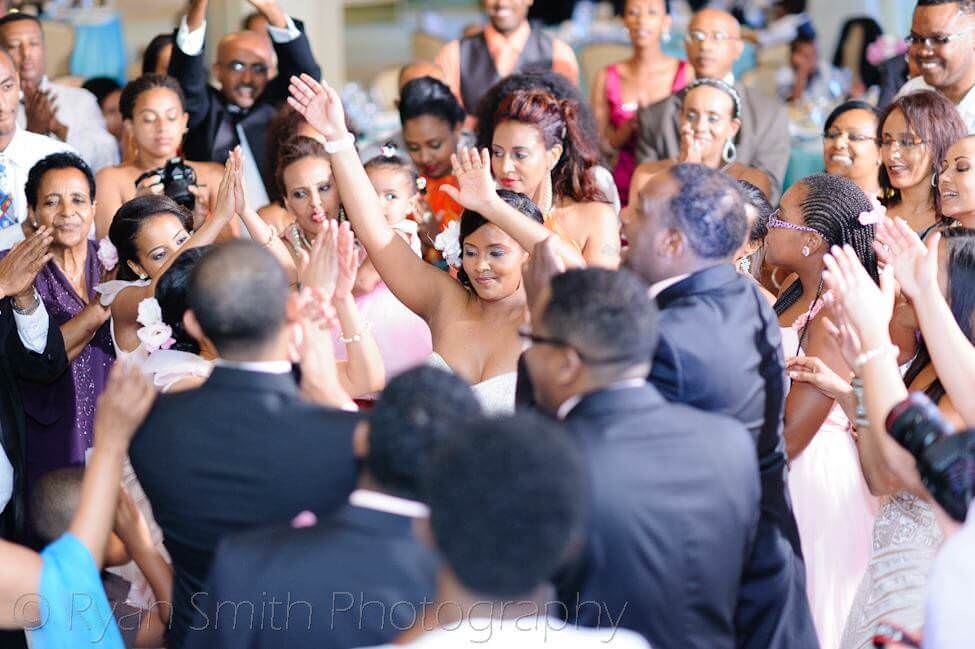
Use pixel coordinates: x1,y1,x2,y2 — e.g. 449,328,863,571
368,166,417,225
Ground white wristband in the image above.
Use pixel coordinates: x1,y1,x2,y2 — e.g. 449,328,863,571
853,344,898,372
323,132,355,154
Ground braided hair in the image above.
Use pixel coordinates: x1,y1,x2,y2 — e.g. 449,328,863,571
773,174,878,345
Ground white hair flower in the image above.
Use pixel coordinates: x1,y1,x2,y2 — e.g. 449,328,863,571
434,220,462,268
97,238,118,271
135,298,175,353
858,197,886,226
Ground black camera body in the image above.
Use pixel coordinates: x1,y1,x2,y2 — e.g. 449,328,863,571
135,158,197,212
887,393,975,522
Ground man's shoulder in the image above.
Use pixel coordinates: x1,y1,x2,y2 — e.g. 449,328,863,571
739,84,786,115
14,129,75,159
897,75,931,98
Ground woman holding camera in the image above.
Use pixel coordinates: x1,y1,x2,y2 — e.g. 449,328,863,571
94,75,225,239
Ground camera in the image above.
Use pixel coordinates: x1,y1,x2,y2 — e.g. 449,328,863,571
135,158,197,212
886,392,975,522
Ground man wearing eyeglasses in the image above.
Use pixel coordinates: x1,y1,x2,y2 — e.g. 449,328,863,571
169,0,321,211
635,8,790,202
896,0,975,131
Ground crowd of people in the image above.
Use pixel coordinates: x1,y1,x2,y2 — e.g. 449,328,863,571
0,0,974,647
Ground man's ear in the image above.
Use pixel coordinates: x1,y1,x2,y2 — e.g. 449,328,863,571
659,227,685,259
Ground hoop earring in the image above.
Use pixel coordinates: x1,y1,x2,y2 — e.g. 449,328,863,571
538,173,554,217
722,139,737,163
931,174,938,188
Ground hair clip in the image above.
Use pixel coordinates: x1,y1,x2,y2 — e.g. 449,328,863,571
380,142,398,158
415,175,427,192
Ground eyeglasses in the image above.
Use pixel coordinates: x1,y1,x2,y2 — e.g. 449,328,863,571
222,61,269,75
767,210,819,234
880,137,926,150
905,29,973,49
823,129,878,144
517,327,647,365
686,29,737,43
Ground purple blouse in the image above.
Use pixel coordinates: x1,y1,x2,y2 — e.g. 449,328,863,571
9,240,115,488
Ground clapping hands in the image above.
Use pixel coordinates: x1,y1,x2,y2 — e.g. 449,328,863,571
0,226,53,299
875,218,940,302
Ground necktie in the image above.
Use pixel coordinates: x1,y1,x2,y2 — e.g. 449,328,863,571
0,158,15,230
212,104,244,164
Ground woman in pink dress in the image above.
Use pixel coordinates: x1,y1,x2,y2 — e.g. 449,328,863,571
591,0,690,204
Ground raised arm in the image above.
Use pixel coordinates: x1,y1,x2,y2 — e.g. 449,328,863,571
287,74,463,321
252,0,322,104
442,147,586,267
168,0,212,131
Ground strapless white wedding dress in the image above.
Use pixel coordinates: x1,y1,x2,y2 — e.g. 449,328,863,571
426,352,517,415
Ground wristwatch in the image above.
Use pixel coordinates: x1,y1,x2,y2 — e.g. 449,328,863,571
12,287,41,316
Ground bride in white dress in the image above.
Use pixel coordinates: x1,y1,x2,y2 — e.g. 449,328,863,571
288,76,591,414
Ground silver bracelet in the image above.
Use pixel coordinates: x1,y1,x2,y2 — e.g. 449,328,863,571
11,288,40,316
338,321,372,344
853,344,898,373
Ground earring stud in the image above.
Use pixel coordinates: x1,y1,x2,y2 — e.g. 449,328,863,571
801,246,811,257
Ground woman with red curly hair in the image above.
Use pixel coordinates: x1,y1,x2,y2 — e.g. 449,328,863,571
446,89,621,268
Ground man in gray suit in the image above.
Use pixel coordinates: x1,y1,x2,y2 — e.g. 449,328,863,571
635,8,790,201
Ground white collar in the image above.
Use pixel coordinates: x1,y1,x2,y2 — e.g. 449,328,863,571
213,358,292,374
348,489,430,518
648,273,691,299
0,127,25,157
555,378,647,420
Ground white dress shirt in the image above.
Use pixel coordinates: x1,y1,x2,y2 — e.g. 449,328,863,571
213,358,292,374
897,76,975,134
0,127,75,251
648,273,691,300
923,503,975,649
17,77,120,174
0,297,51,516
348,489,430,518
175,15,301,213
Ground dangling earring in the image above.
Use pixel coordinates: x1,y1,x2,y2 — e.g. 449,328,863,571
801,245,811,257
931,173,938,188
538,172,554,217
662,29,672,42
736,255,751,273
722,139,737,164
139,273,149,280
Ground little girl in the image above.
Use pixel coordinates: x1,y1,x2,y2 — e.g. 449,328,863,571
364,148,425,257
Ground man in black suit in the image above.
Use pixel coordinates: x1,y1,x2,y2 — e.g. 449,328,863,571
187,366,483,649
0,226,66,543
129,241,360,648
623,163,817,649
168,0,321,207
523,267,760,649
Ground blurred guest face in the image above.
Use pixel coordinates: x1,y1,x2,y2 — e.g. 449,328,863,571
909,4,975,90
0,19,44,87
523,295,573,413
624,0,670,48
101,89,123,141
129,213,190,279
462,223,528,301
623,172,679,285
153,42,173,76
685,9,743,79
491,120,561,202
939,136,975,220
367,166,416,225
127,87,188,161
823,109,880,189
403,115,459,179
881,108,933,191
482,0,533,34
0,52,20,138
282,155,340,237
214,32,272,109
679,85,740,163
29,168,94,250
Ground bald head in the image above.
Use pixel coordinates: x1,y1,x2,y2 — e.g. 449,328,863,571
399,61,445,91
213,30,273,108
686,8,744,79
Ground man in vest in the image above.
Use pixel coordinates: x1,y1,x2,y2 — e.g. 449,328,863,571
435,0,579,115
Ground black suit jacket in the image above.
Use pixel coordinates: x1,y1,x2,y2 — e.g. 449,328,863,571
129,367,360,648
0,300,67,541
186,503,437,649
167,21,321,196
651,265,817,649
556,384,760,649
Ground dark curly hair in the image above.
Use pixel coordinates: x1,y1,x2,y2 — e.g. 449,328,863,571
878,90,966,219
25,153,95,210
773,174,878,339
425,413,587,598
492,90,608,204
108,195,193,281
368,366,482,501
119,74,186,121
155,246,212,354
457,189,543,290
398,75,466,129
664,163,747,259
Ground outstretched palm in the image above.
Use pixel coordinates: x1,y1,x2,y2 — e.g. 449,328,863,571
287,74,348,141
442,147,497,214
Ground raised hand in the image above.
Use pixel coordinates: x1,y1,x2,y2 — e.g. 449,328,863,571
301,219,340,299
93,360,156,453
877,218,939,302
333,221,357,301
23,86,57,136
0,226,54,299
210,150,239,225
441,147,499,215
229,147,248,217
822,245,895,348
246,0,287,27
678,123,703,164
287,74,349,142
113,487,154,553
